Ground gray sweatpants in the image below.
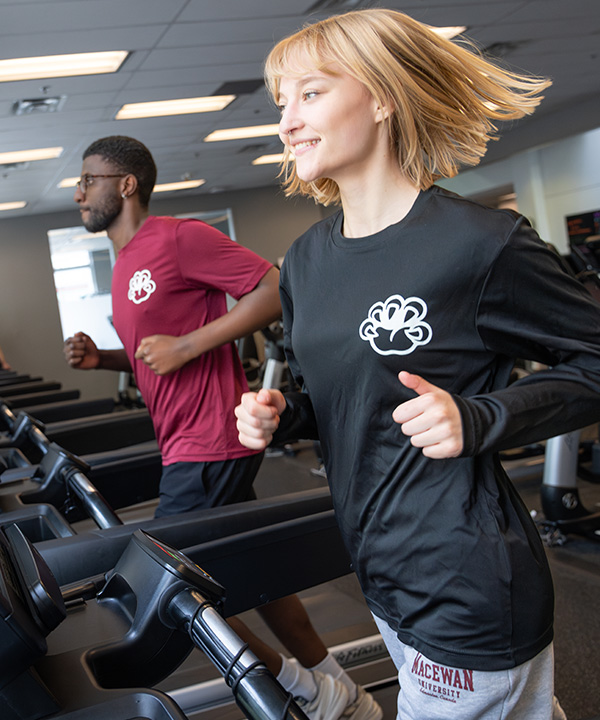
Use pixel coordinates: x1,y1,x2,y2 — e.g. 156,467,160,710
373,614,567,720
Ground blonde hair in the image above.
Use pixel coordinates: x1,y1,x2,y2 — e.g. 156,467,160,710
265,8,551,206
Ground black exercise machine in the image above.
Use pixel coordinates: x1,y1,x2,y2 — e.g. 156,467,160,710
1,521,329,718
4,390,82,410
0,402,388,719
7,396,116,423
535,430,600,544
0,407,161,523
0,403,155,461
532,236,600,543
0,380,64,397
0,372,42,387
0,459,355,720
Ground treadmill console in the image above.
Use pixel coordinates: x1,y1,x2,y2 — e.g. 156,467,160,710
88,529,225,688
133,529,226,604
0,527,207,720
0,523,66,688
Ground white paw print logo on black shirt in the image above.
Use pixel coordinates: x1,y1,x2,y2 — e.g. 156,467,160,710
128,269,156,304
359,294,432,356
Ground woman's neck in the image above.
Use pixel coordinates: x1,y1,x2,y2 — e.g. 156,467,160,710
338,165,420,239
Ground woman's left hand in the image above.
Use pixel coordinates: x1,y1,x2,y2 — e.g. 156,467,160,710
392,371,463,459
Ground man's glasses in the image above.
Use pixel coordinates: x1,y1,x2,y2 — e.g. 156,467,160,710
76,174,127,193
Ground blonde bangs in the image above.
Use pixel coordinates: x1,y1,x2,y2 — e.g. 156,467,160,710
265,8,551,202
265,22,357,206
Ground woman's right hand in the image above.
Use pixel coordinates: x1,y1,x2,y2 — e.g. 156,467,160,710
235,388,287,449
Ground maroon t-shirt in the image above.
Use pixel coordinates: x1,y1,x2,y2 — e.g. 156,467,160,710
112,215,271,464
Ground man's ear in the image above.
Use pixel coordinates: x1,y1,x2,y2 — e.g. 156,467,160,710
121,173,138,198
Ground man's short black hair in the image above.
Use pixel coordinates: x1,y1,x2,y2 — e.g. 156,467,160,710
83,135,157,207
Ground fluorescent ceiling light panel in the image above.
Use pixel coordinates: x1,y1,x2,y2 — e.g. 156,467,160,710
153,179,205,193
0,147,63,163
60,177,206,192
58,177,79,188
252,153,286,165
116,96,235,120
0,51,128,82
0,201,27,211
71,231,108,241
204,124,280,142
431,25,467,40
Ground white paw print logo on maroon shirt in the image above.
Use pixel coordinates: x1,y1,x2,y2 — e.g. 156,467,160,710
127,269,156,304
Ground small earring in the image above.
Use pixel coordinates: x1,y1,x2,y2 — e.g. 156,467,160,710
121,193,127,199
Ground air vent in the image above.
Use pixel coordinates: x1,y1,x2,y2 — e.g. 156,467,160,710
12,96,66,116
213,80,264,96
0,162,29,171
237,143,271,154
483,41,529,59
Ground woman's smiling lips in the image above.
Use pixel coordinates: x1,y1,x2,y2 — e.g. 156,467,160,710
291,139,320,156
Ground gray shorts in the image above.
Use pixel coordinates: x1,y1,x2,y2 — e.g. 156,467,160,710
372,614,567,720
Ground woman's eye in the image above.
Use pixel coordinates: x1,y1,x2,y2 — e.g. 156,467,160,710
277,104,286,114
303,90,318,101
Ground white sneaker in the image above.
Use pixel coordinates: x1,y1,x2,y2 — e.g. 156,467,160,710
294,670,350,720
342,686,383,720
310,464,327,478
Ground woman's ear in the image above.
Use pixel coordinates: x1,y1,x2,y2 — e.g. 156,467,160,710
374,99,392,124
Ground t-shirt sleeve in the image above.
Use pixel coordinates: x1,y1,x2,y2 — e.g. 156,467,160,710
459,221,600,455
174,218,272,300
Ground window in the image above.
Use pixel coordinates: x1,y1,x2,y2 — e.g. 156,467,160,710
48,209,237,347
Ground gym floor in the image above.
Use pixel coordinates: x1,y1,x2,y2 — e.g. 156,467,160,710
248,441,600,720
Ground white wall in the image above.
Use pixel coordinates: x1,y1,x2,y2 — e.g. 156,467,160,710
439,126,600,254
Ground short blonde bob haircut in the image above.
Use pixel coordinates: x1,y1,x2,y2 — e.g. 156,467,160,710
265,8,551,206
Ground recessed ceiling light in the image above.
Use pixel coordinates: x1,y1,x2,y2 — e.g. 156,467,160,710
204,124,280,142
116,96,235,120
153,179,205,193
0,51,128,83
0,147,63,164
0,201,27,211
252,153,287,165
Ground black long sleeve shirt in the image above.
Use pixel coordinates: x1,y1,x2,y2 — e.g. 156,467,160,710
274,185,600,671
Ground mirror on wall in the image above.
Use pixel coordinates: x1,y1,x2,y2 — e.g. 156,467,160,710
47,209,236,348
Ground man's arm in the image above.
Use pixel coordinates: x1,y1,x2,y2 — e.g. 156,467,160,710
0,344,10,370
64,332,132,373
135,266,281,375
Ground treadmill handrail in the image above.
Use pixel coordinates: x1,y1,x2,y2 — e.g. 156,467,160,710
66,470,123,529
0,401,17,432
169,587,308,720
28,423,50,456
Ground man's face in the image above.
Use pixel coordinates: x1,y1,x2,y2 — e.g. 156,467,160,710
74,155,124,234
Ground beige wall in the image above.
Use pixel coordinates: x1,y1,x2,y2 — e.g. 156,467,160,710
0,184,330,400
